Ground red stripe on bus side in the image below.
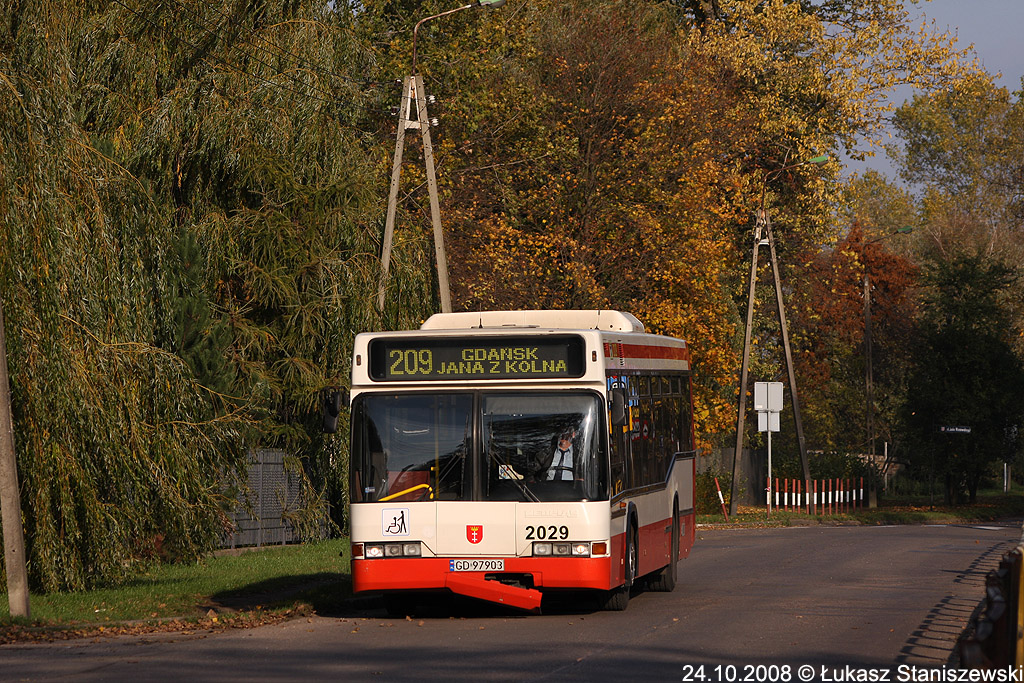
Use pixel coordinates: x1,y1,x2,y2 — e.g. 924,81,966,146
604,343,690,363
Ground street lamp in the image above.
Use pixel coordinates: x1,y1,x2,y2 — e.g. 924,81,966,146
379,0,507,315
861,225,913,496
729,154,829,516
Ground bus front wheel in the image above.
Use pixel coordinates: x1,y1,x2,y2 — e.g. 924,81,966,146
648,505,679,592
599,524,637,611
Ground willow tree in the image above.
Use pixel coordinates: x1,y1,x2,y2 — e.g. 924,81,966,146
0,0,254,590
0,0,429,590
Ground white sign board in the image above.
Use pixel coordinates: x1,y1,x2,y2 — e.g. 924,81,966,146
754,382,783,412
758,411,780,433
940,426,972,434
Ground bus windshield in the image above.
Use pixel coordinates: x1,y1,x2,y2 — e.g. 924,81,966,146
350,392,606,503
350,394,471,503
482,393,605,502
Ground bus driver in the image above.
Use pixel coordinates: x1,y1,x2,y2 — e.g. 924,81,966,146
547,430,576,481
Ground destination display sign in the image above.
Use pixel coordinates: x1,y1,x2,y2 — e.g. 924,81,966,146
368,335,585,381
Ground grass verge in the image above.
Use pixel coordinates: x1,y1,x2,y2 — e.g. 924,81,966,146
1,539,351,642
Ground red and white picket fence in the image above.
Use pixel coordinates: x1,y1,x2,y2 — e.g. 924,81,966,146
767,477,865,515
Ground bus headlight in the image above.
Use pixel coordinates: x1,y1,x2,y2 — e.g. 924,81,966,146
364,542,422,558
532,542,591,557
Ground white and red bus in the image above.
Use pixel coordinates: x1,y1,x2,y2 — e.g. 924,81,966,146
343,310,696,612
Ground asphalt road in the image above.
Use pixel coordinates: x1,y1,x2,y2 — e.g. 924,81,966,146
3,523,1018,682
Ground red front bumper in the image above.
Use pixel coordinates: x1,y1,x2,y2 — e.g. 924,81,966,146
353,555,614,610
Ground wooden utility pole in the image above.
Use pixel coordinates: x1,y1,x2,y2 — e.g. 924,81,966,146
764,212,811,484
377,74,452,314
0,298,30,618
728,209,811,515
729,213,765,516
728,156,825,515
377,0,506,315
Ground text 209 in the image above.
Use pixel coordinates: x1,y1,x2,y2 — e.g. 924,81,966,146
525,525,569,540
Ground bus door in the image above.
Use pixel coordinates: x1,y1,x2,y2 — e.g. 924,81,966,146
608,378,631,497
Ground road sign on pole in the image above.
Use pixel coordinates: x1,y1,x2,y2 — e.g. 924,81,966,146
757,411,780,432
755,381,784,515
939,426,972,434
754,381,783,414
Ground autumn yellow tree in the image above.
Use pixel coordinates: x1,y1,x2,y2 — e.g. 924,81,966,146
355,0,978,451
420,0,758,447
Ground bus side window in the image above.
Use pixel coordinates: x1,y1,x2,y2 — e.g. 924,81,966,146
681,377,694,451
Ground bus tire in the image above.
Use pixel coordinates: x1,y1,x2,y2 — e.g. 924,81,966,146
648,505,679,592
600,523,637,611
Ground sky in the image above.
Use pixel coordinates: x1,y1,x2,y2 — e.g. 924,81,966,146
844,0,1024,181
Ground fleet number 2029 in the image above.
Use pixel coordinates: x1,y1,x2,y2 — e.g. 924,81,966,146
525,525,569,540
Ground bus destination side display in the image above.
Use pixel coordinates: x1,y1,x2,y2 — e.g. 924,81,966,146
369,335,586,381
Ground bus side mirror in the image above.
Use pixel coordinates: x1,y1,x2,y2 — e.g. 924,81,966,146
610,388,627,427
322,387,349,434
